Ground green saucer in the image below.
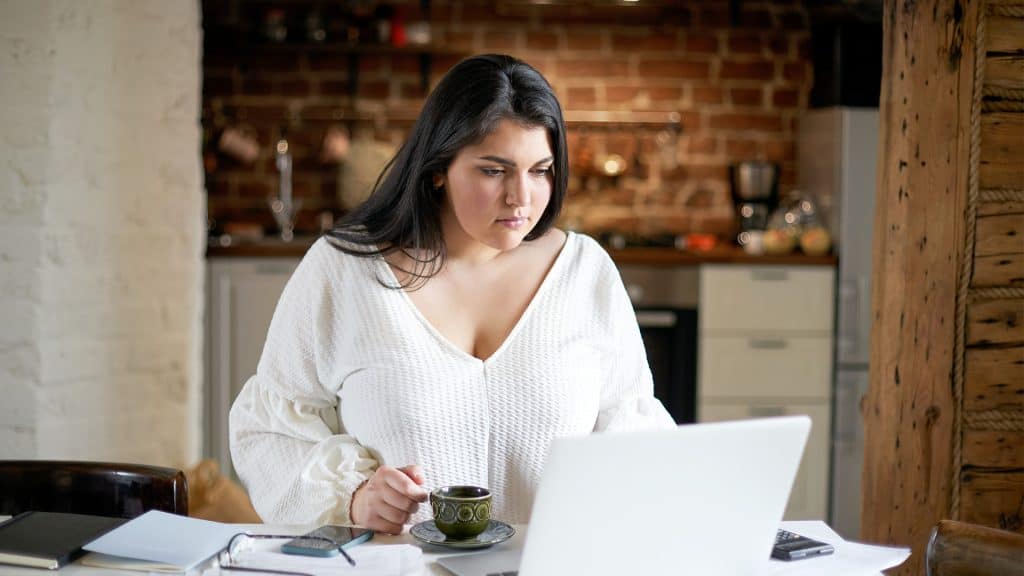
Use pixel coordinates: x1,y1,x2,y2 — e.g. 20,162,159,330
410,519,515,549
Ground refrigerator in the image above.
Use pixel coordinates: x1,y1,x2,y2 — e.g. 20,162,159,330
797,107,879,540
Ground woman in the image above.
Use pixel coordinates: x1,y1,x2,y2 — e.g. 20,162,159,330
229,54,673,535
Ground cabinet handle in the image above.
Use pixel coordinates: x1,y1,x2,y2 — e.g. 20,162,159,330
750,269,790,281
636,310,677,328
747,338,788,350
256,263,296,275
749,406,786,418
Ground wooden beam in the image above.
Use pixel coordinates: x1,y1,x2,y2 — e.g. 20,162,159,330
963,430,1024,468
863,1,979,572
985,54,1024,92
975,213,1024,257
966,299,1024,347
977,201,1024,217
960,470,1024,532
964,346,1024,411
973,254,1024,286
987,16,1024,54
980,112,1024,189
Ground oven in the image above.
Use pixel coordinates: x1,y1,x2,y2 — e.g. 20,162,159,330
619,265,699,424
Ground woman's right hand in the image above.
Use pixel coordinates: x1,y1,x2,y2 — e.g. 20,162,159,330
350,464,428,534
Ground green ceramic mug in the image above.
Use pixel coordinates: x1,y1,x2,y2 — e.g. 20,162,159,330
430,485,491,539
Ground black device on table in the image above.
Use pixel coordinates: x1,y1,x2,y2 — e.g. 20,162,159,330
771,529,835,561
280,525,373,557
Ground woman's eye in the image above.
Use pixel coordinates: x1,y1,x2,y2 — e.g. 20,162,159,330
531,167,552,176
481,168,504,177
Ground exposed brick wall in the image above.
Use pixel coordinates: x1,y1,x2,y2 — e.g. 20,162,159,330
0,0,204,467
203,0,811,238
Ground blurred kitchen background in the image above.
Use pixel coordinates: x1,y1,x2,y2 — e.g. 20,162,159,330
202,0,880,241
0,0,883,537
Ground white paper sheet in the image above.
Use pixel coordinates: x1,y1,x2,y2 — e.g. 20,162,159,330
82,510,241,571
80,552,188,573
215,539,423,576
757,521,911,576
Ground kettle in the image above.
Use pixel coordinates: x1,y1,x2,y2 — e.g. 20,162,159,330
730,161,779,203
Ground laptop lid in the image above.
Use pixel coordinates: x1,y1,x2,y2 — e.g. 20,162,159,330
438,416,810,576
520,415,810,575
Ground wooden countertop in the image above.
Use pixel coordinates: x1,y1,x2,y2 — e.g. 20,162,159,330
206,238,837,266
608,246,836,266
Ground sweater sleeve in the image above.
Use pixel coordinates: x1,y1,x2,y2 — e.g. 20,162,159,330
229,240,378,525
592,254,676,433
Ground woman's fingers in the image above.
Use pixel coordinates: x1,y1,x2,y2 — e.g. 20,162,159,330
375,500,412,525
351,464,428,534
398,464,425,485
383,467,428,501
370,517,404,535
381,486,421,514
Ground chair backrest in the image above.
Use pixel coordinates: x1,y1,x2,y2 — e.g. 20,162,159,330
0,460,188,519
926,519,1024,576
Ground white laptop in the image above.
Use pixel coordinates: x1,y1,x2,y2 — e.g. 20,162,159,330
437,415,810,576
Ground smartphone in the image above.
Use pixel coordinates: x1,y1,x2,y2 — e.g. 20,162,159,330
771,529,835,561
280,525,373,557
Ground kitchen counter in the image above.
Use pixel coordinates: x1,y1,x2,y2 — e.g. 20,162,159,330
607,246,836,266
206,236,837,266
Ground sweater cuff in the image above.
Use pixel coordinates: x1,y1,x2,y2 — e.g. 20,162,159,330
299,435,378,525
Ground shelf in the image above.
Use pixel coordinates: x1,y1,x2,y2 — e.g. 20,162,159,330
564,110,683,130
233,41,464,97
242,41,464,55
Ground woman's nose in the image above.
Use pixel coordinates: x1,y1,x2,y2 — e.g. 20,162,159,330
506,174,531,207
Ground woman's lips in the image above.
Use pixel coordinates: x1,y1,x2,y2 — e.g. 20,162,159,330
497,217,528,229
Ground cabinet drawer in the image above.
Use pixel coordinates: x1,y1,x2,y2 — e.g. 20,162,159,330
699,335,833,399
700,265,835,333
698,401,830,520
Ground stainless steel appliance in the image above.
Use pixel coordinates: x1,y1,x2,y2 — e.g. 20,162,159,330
730,161,779,234
618,265,699,424
798,107,879,539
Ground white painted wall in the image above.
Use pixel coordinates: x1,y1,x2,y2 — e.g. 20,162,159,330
0,0,204,469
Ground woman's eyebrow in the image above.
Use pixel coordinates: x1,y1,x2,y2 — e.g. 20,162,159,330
477,155,554,167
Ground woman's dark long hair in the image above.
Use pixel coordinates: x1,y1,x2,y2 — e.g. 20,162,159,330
326,54,568,287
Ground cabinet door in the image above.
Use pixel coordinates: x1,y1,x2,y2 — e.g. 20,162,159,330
699,335,833,399
207,259,298,480
700,265,835,333
699,402,831,521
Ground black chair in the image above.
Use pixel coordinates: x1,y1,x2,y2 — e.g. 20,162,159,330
0,460,188,519
926,519,1024,576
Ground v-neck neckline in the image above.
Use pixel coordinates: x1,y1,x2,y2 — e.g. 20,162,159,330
378,231,575,365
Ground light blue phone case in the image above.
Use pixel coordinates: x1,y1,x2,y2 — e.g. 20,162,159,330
280,527,373,557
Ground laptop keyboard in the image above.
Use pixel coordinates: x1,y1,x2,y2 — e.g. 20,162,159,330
776,529,801,543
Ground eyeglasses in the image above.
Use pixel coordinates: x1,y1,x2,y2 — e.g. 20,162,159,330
218,532,356,576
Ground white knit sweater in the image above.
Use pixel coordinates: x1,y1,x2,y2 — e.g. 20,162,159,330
229,231,673,526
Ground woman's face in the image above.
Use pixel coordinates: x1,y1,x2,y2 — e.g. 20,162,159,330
438,119,554,254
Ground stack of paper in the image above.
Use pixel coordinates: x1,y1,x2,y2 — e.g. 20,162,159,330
80,510,241,572
224,538,423,576
79,510,422,575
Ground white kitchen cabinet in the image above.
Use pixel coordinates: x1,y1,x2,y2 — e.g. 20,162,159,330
698,264,835,520
700,266,834,333
699,402,831,521
206,257,299,479
699,336,832,400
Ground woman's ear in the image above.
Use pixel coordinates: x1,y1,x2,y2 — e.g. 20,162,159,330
433,173,445,190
